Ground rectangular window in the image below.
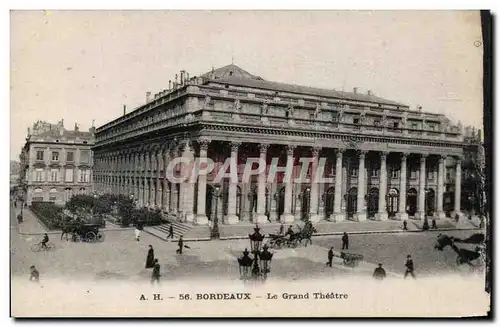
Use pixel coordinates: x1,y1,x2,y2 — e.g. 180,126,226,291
52,151,59,161
36,151,44,161
65,168,74,182
50,169,59,182
446,171,452,182
353,118,359,124
79,169,90,182
371,169,379,178
66,151,74,162
350,168,358,177
393,122,399,128
391,169,400,179
80,151,90,164
411,123,418,129
35,168,44,182
410,170,418,179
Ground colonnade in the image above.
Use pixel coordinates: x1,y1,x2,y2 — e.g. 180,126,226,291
93,139,463,225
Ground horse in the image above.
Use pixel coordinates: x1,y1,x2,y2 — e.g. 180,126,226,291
435,233,484,266
297,224,317,247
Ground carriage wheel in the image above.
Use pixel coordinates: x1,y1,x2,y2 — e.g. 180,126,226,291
275,240,282,249
85,231,97,243
456,255,465,265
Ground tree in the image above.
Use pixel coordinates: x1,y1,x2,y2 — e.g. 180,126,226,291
65,195,95,214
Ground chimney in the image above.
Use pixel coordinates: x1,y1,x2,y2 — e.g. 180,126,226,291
367,90,373,96
186,72,190,82
353,87,358,94
417,105,423,112
123,105,127,116
146,91,151,102
169,80,172,90
74,122,79,132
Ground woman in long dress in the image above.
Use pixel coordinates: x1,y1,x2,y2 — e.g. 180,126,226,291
145,245,155,269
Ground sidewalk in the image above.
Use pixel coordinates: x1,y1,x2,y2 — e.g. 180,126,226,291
218,217,483,240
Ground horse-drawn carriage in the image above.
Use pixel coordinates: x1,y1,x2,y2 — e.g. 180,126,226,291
62,223,105,243
267,223,317,249
435,233,485,266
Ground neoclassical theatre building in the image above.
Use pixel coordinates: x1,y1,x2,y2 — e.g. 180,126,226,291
92,64,466,226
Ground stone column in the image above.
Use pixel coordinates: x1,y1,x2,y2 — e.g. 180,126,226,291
376,151,389,221
294,184,302,221
269,183,278,222
397,153,409,220
452,157,464,219
416,154,427,220
355,150,367,221
149,152,156,208
435,155,446,219
255,143,269,224
143,153,149,206
162,145,170,212
156,150,162,208
282,145,295,223
180,141,195,223
309,147,321,223
330,149,345,222
240,184,251,222
225,142,240,225
195,138,210,225
134,153,139,201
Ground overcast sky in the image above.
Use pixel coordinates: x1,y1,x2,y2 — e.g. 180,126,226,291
10,10,484,161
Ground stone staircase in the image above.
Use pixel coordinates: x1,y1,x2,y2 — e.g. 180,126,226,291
145,219,211,241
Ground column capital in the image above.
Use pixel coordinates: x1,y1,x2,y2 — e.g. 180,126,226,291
197,138,211,151
286,145,296,156
230,141,241,152
439,154,447,161
401,152,410,159
380,151,389,158
454,155,463,163
357,150,368,158
311,146,321,156
335,148,346,155
421,153,429,159
259,143,270,153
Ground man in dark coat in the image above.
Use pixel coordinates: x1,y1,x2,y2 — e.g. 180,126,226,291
432,218,437,230
145,245,155,269
279,223,284,235
151,259,160,284
403,220,408,231
176,235,184,254
342,232,349,250
404,255,416,279
168,224,174,239
326,247,334,267
373,263,386,280
286,226,294,237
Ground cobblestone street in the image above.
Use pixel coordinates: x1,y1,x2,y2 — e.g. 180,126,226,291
11,203,485,285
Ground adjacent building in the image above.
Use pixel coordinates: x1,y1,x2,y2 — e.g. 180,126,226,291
19,120,95,206
92,64,469,226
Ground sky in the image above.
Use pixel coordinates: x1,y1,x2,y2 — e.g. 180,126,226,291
10,10,484,161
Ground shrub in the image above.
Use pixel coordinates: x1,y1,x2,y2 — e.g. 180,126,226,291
30,201,64,230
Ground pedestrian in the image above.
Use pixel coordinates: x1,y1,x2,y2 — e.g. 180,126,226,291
342,232,349,250
14,201,17,208
432,218,437,230
29,265,39,282
373,263,386,280
151,259,161,284
403,220,408,231
134,223,141,241
145,245,155,269
176,235,184,254
168,223,174,239
279,223,284,236
326,247,334,267
404,255,416,279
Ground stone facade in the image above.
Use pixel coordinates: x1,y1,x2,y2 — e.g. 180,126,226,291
19,120,95,206
92,65,467,225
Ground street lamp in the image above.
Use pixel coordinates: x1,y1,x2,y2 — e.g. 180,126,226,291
238,226,273,281
211,184,222,240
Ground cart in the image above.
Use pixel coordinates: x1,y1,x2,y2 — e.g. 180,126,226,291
72,223,105,243
340,252,364,267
